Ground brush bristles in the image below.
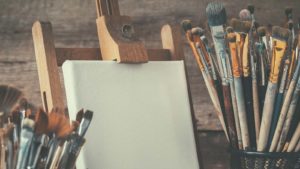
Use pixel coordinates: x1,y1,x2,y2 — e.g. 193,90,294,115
191,27,204,36
247,4,255,14
206,2,227,26
231,18,251,33
181,20,192,32
227,33,236,42
239,9,251,21
285,7,293,18
84,110,93,120
22,118,35,130
272,26,290,41
257,26,267,37
288,21,294,30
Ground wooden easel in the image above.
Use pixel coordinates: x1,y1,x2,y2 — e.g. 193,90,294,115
32,0,203,168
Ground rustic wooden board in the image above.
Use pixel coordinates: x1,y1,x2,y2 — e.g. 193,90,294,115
1,0,300,130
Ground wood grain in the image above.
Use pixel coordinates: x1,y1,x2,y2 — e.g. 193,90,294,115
2,0,300,130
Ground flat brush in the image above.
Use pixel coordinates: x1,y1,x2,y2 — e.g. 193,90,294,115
227,30,249,150
77,110,93,137
16,118,35,169
76,109,84,123
182,22,228,140
258,26,290,152
232,18,256,148
206,2,238,149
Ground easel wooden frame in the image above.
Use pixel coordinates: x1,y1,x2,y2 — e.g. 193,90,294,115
32,0,204,168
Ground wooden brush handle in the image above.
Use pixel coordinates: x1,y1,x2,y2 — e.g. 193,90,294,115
252,78,260,145
287,122,300,152
243,76,256,148
267,92,284,148
258,82,278,151
222,84,238,149
276,85,300,152
269,80,296,152
234,77,250,149
258,85,267,116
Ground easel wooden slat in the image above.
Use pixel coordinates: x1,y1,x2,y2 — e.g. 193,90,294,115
161,24,184,60
32,21,64,111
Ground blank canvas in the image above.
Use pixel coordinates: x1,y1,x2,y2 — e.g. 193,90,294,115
62,60,200,169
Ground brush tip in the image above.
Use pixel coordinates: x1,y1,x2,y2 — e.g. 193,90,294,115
288,21,294,29
206,2,227,26
239,9,251,21
230,18,251,33
191,27,204,36
226,26,234,33
181,20,192,32
257,26,267,37
285,7,293,16
247,4,255,14
84,110,93,120
272,26,290,41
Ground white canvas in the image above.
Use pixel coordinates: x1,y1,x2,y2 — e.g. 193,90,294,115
62,60,200,169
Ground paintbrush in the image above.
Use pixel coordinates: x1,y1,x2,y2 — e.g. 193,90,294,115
287,122,300,152
182,20,229,140
283,106,300,152
258,26,290,152
227,28,249,150
247,5,261,145
0,85,23,116
274,66,300,152
267,59,290,149
77,110,93,137
16,118,35,169
231,18,256,148
256,27,269,114
206,2,238,149
57,133,86,169
27,108,49,168
269,40,300,152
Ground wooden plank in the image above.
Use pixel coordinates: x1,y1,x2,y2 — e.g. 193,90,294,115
32,21,64,111
147,49,171,61
56,48,101,66
161,24,184,60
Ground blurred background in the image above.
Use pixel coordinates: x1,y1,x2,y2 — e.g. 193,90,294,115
1,0,300,168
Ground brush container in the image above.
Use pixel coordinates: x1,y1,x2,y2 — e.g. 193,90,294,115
230,149,300,169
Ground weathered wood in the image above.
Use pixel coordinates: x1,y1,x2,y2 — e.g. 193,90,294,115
56,48,101,66
96,15,148,63
3,0,300,131
32,21,64,111
161,24,184,60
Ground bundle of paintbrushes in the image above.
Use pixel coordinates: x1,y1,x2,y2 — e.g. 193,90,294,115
183,2,300,153
0,99,93,169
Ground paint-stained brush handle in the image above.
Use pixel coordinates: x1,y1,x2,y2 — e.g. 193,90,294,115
222,84,238,149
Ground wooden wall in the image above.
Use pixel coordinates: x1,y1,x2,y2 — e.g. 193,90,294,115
1,0,300,130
